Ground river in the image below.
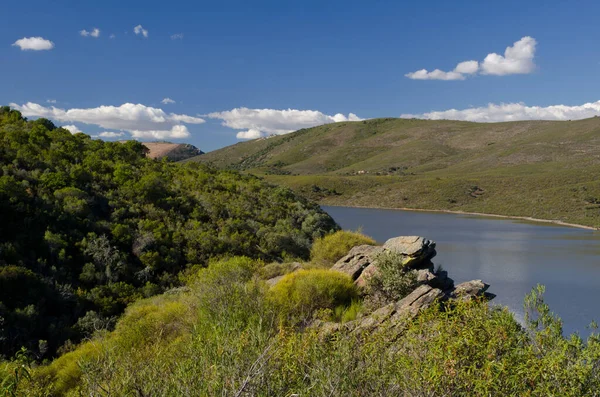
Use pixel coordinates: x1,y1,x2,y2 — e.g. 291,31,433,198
322,205,600,337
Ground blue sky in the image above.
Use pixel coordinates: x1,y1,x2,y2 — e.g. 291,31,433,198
2,0,600,151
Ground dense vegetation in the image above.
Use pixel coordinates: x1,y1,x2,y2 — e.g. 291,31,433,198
3,106,600,395
0,106,337,359
4,250,599,396
189,117,600,228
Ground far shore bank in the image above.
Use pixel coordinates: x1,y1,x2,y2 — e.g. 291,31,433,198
322,204,600,231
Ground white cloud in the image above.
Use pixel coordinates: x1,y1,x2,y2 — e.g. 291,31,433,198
161,98,175,104
10,102,205,140
170,33,184,40
332,113,362,122
109,34,116,39
96,131,125,138
454,60,479,74
401,100,600,122
62,125,81,134
169,113,204,124
130,125,189,139
406,36,536,80
405,69,465,81
80,28,100,38
208,107,364,139
134,25,149,38
12,37,54,51
481,36,537,75
47,99,57,104
236,129,264,140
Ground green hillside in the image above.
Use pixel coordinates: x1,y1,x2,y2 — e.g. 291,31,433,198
0,106,337,359
187,117,600,228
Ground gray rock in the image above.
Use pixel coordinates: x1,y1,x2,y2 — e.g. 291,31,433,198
355,263,379,289
353,285,445,334
416,269,437,284
332,245,382,280
382,236,437,269
354,301,396,331
451,280,492,301
389,284,445,323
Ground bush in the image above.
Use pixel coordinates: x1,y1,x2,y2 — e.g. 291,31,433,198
310,230,376,265
366,251,418,308
268,269,358,325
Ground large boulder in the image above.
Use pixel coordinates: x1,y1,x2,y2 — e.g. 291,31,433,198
332,245,382,281
382,236,436,269
451,280,495,301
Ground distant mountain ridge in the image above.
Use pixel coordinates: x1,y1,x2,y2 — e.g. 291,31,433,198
186,117,600,228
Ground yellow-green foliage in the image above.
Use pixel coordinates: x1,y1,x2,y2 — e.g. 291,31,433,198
32,340,104,396
268,269,358,325
310,230,376,265
27,289,195,395
12,259,600,396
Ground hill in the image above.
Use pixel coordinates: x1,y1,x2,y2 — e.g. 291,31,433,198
187,117,600,228
0,106,337,359
142,141,203,161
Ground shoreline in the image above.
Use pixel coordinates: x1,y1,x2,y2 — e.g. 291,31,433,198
322,204,599,231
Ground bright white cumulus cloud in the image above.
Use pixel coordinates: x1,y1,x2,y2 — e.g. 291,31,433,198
481,36,536,76
12,37,54,51
406,36,536,81
134,25,148,38
161,98,175,104
401,100,600,122
208,107,363,140
10,102,205,140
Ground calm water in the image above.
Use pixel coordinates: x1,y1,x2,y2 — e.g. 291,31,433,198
322,206,600,337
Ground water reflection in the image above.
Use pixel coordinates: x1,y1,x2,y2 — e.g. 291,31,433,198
322,206,600,336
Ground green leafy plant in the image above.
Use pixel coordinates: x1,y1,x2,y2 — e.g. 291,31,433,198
268,269,358,325
366,251,418,307
310,230,376,265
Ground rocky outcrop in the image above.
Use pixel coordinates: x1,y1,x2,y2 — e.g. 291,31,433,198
317,236,494,338
332,235,439,290
352,285,445,333
331,245,382,281
451,280,495,301
382,236,437,269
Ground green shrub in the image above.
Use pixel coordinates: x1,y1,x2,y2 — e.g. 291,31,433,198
268,269,358,325
366,251,418,307
333,300,363,323
310,230,376,265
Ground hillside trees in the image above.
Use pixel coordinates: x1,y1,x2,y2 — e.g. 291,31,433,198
0,106,338,358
